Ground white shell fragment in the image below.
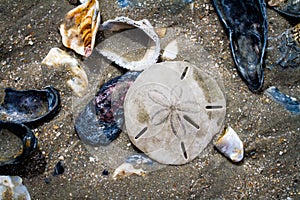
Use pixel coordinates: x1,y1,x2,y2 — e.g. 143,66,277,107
42,47,88,97
161,39,178,60
214,126,244,162
60,0,100,57
113,163,146,180
0,176,31,200
124,61,226,165
97,17,160,71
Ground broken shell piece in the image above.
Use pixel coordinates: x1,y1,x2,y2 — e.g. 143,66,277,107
60,0,100,57
161,39,178,61
265,86,300,115
266,23,300,69
214,126,244,163
0,176,31,200
113,154,154,180
267,0,300,18
97,17,160,71
0,122,38,166
42,48,88,97
124,61,226,165
112,163,146,180
0,86,60,126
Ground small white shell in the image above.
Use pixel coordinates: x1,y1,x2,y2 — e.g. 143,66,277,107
42,47,88,97
214,126,244,162
97,17,160,71
0,176,31,200
113,163,146,180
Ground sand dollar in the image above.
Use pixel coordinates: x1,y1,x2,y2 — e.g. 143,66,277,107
124,61,226,165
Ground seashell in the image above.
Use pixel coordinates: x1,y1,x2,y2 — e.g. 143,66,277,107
161,39,179,61
266,23,300,69
97,17,160,71
53,161,65,176
265,86,300,114
267,0,300,18
0,86,60,126
42,47,89,97
0,122,38,166
124,61,226,165
0,176,31,200
112,163,146,180
75,71,140,146
112,154,154,180
212,0,268,92
60,0,100,57
214,126,244,163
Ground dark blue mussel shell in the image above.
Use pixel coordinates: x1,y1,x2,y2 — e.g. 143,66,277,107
0,121,38,166
75,71,140,146
212,0,268,92
270,0,300,19
0,86,61,126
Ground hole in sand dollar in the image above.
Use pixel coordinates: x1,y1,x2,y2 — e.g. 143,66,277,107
181,142,188,160
183,115,200,130
205,105,223,110
180,66,189,80
135,127,148,140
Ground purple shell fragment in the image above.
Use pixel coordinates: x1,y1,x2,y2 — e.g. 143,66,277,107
75,71,140,146
265,86,300,115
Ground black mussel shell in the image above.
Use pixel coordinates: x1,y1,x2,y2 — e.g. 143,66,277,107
271,0,300,19
0,121,38,166
75,71,140,146
0,86,60,126
212,0,268,92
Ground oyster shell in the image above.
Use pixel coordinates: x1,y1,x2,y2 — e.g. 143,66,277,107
97,17,160,71
0,86,60,126
212,0,268,92
214,126,244,163
75,71,140,146
124,61,226,165
0,176,31,200
60,0,100,57
0,122,38,166
42,47,89,97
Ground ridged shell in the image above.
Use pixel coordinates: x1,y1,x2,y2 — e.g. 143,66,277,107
60,0,100,57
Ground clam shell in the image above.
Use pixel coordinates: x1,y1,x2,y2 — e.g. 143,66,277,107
75,71,140,146
60,0,100,57
124,61,226,165
0,86,60,126
0,176,31,200
214,126,244,163
42,47,89,97
97,17,160,71
0,122,38,166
